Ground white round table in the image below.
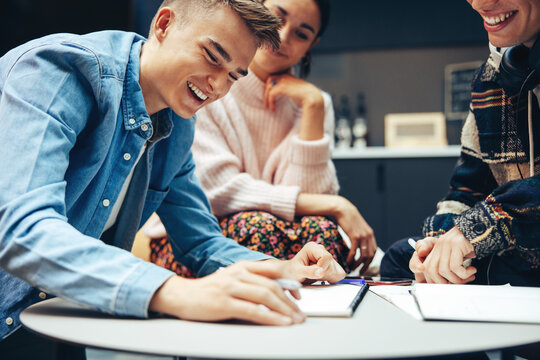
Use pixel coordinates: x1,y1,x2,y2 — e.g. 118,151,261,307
20,292,540,359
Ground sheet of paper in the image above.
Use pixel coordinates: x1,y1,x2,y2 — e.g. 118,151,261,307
292,284,367,317
412,283,540,324
368,285,422,320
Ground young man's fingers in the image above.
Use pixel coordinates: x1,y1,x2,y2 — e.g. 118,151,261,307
416,238,435,258
241,259,286,279
228,280,302,321
288,288,301,300
414,272,427,283
301,241,329,263
449,250,475,281
424,252,448,284
437,244,463,284
409,252,424,273
237,271,301,314
226,298,296,326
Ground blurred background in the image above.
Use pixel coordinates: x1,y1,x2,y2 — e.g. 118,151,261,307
0,0,488,146
0,0,489,249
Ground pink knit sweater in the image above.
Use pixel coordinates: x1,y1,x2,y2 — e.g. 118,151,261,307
192,71,339,222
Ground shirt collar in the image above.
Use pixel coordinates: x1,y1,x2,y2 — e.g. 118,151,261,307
121,40,173,141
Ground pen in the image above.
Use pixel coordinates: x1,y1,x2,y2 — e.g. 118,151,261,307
408,238,472,267
276,278,302,290
336,278,366,285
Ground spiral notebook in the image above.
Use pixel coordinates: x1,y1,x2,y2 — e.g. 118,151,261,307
293,283,369,317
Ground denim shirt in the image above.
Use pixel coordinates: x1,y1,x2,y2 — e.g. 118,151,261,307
0,31,268,339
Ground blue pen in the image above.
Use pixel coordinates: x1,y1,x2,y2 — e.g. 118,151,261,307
335,278,366,285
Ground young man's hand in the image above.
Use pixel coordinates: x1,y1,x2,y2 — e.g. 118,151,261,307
409,227,477,284
149,242,345,325
409,237,437,283
278,241,347,284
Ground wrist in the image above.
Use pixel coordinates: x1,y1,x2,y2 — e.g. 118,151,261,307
327,195,344,217
298,97,325,141
149,276,188,315
302,92,324,111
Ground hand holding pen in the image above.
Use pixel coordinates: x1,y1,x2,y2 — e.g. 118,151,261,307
408,227,476,284
408,238,472,268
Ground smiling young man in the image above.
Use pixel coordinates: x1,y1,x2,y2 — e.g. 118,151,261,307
0,0,347,358
381,0,540,286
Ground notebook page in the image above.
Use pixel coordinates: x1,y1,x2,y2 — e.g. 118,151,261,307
292,284,367,317
412,283,540,324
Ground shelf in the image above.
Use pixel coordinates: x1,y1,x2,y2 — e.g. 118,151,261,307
332,145,461,159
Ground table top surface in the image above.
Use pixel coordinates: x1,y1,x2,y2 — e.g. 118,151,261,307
20,292,540,359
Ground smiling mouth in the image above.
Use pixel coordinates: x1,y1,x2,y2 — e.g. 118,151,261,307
270,49,287,58
187,81,208,102
482,10,517,26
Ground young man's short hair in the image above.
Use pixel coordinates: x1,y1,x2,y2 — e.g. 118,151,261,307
149,0,281,51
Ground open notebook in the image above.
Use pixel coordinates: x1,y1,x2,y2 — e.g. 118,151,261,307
291,283,369,317
412,283,540,324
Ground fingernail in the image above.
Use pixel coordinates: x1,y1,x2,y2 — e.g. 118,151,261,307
280,316,293,325
293,313,305,324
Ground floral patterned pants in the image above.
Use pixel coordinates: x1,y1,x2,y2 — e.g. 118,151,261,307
149,211,351,277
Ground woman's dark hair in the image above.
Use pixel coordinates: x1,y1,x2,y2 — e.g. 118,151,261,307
299,0,330,78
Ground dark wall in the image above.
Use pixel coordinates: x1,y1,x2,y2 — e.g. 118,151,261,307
316,0,487,53
307,0,489,146
0,0,133,56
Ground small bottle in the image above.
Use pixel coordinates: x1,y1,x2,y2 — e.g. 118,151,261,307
335,95,352,149
352,93,368,148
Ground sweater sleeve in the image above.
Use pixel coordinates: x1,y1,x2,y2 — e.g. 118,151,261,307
452,174,540,267
423,111,540,269
193,103,300,221
279,92,340,195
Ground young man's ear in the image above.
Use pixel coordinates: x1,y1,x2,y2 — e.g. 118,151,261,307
153,7,176,42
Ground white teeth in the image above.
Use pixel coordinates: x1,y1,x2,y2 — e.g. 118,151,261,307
187,81,208,101
483,11,515,25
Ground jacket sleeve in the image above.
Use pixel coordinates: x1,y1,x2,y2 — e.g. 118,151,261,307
278,91,340,195
423,111,540,268
156,144,271,277
192,104,300,221
0,43,173,319
453,174,540,266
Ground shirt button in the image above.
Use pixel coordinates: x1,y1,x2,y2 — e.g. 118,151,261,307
123,153,131,161
102,199,110,207
472,223,486,235
39,292,47,299
6,317,13,326
141,124,149,131
129,118,136,125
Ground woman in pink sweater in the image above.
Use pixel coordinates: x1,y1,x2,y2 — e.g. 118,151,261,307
146,0,377,275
